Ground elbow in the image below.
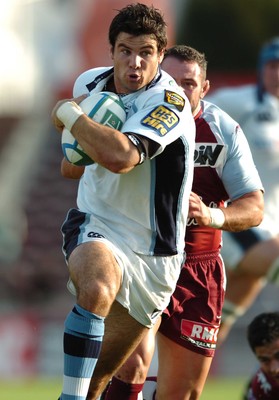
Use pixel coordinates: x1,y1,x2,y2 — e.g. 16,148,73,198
254,208,264,227
251,191,265,228
104,161,134,174
250,201,264,228
61,158,84,179
98,153,136,174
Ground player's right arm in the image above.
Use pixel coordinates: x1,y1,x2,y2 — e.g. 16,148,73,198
52,98,142,174
189,190,264,231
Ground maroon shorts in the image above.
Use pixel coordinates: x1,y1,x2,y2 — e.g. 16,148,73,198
159,251,225,357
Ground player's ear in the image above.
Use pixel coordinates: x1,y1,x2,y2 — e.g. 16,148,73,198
158,49,165,64
201,80,210,98
110,46,114,60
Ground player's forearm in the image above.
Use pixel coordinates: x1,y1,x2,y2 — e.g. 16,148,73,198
221,190,264,232
54,99,140,173
71,115,139,172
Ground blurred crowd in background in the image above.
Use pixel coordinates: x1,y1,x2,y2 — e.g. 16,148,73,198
0,0,278,382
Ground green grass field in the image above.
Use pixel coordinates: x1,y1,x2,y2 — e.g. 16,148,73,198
0,377,246,400
201,377,246,400
0,379,61,400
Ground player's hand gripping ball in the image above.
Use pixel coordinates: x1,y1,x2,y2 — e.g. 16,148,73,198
61,92,126,166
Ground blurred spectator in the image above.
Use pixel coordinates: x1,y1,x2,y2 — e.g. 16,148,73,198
207,37,279,345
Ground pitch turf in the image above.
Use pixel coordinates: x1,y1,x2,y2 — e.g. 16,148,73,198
201,377,246,399
0,377,246,399
0,379,61,400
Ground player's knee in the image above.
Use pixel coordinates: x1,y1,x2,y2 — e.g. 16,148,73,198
116,353,148,383
69,274,118,315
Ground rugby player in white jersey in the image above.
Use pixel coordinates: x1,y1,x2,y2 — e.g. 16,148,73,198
51,4,195,400
207,36,279,345
96,45,264,400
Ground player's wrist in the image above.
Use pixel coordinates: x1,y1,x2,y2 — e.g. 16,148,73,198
208,207,225,228
56,101,84,132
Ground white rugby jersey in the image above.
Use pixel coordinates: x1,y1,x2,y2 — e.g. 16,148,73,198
72,67,195,256
208,85,279,236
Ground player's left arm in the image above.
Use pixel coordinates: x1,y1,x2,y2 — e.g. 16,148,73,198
188,190,264,232
61,157,85,179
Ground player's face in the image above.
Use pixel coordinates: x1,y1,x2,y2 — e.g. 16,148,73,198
262,60,279,99
111,33,164,94
255,338,279,382
161,56,209,116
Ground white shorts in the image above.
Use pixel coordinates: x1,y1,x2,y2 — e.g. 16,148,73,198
62,208,185,328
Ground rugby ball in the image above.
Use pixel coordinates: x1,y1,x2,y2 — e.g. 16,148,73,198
61,91,126,166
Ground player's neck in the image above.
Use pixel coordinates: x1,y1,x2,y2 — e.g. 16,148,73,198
103,77,116,92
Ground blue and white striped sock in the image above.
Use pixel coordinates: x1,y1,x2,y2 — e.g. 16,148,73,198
60,304,105,400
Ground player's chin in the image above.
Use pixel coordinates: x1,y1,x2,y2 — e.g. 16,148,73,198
127,76,143,90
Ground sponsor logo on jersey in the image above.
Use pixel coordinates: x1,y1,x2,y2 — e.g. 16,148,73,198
164,90,185,111
181,319,220,349
141,105,179,136
194,143,225,167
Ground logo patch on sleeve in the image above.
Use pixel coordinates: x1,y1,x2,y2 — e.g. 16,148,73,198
164,90,185,111
141,105,179,136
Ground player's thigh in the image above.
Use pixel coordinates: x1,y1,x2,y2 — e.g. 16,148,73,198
68,241,122,308
156,332,212,399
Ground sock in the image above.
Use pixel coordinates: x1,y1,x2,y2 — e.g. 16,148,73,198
60,304,105,400
104,376,144,400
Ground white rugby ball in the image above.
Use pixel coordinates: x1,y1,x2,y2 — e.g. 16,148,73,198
61,91,126,166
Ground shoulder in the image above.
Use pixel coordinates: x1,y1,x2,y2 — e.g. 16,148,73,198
73,67,112,97
197,100,254,159
151,70,185,97
201,100,240,131
122,71,194,150
136,69,189,114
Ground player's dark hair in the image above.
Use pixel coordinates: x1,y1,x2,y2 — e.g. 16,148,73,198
164,45,208,79
247,312,279,353
109,3,167,52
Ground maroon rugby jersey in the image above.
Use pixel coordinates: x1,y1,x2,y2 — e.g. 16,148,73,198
186,108,229,253
185,100,263,255
244,369,279,399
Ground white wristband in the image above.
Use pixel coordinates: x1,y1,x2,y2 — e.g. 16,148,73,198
56,101,84,131
209,208,225,229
